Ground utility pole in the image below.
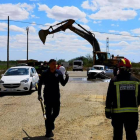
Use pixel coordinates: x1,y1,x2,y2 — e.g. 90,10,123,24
7,16,9,69
106,37,109,53
26,27,29,61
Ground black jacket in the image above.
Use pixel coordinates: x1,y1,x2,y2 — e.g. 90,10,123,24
105,73,140,114
38,68,69,101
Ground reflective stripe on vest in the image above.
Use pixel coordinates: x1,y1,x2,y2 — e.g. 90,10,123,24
112,107,138,113
114,81,140,113
105,108,111,112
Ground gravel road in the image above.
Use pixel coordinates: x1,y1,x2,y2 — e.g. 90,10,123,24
0,71,140,140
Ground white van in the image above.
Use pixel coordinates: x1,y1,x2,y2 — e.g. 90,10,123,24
73,60,83,71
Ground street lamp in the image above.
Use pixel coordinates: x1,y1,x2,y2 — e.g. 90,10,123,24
26,27,29,61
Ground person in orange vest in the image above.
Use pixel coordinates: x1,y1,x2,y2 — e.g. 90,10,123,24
105,58,140,140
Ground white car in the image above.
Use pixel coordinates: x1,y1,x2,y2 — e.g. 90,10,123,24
87,65,113,79
0,66,39,93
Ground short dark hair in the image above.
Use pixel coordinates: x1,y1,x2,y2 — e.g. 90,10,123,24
43,61,47,65
48,59,56,64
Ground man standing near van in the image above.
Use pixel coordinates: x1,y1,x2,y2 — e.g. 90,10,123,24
38,59,69,138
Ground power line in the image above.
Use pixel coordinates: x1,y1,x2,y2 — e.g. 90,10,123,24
0,19,140,38
92,31,140,38
0,19,50,26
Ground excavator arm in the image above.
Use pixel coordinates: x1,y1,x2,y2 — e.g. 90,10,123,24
38,19,101,52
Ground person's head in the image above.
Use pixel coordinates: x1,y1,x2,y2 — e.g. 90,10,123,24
44,61,47,66
48,59,56,72
61,64,63,66
118,58,131,75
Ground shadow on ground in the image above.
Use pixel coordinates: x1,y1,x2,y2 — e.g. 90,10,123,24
22,129,54,140
23,136,54,140
0,90,35,97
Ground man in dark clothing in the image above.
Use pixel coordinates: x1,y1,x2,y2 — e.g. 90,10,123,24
113,65,118,76
38,59,69,138
105,58,140,140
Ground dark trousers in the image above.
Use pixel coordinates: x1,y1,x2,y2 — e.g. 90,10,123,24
44,101,60,132
111,113,138,140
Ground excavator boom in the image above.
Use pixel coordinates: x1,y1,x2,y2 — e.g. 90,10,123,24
38,19,101,52
38,19,121,67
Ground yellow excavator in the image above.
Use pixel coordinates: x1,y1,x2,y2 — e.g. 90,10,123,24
38,19,123,67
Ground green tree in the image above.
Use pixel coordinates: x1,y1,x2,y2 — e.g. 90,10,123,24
57,59,65,64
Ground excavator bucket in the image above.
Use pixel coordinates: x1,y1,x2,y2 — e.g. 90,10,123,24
38,29,50,44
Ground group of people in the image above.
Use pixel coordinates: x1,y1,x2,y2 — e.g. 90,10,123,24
38,58,140,140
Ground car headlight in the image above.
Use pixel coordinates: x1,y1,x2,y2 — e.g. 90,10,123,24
0,80,4,83
21,78,29,83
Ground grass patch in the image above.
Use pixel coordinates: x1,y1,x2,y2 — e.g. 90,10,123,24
132,63,140,68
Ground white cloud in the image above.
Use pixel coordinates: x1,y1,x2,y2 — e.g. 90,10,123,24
31,14,39,18
111,24,119,27
20,3,35,11
10,25,36,33
94,31,139,42
31,22,36,26
93,21,101,24
28,26,36,33
0,22,36,33
110,41,129,47
82,0,140,21
131,28,140,34
10,25,25,33
89,8,137,21
38,4,88,23
0,3,35,20
81,0,98,11
0,22,7,31
109,30,119,33
0,36,7,46
120,31,130,36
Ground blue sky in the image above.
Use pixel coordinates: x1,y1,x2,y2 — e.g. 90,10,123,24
0,0,140,62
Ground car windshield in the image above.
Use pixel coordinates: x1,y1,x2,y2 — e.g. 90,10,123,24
94,67,104,70
4,68,29,76
91,67,96,70
74,62,82,66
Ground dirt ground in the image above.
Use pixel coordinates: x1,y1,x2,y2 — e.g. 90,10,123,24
0,71,140,140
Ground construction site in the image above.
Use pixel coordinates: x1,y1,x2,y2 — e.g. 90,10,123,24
0,2,140,138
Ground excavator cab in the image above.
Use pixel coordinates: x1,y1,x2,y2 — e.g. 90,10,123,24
94,52,116,66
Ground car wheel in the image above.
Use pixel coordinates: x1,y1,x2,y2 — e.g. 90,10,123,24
28,82,32,94
87,75,91,79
